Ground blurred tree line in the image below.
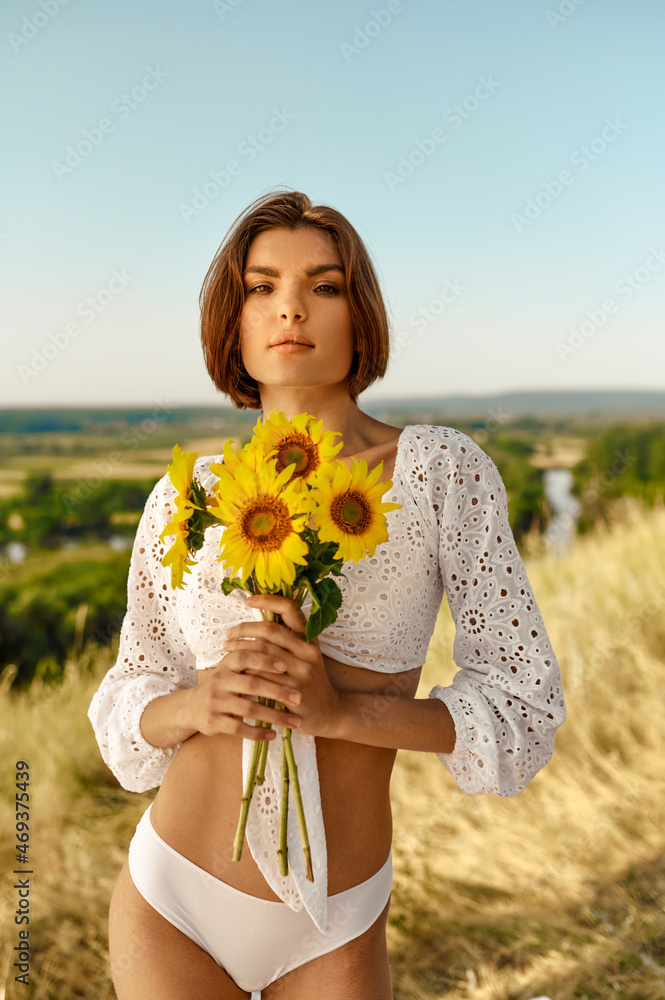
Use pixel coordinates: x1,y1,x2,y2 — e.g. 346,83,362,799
572,423,665,531
0,471,156,549
0,472,156,688
482,436,545,539
0,554,131,687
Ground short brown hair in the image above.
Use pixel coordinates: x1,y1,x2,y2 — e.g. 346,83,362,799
199,188,390,409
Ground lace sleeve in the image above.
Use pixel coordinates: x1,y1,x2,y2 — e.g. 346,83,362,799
86,473,198,793
426,430,566,796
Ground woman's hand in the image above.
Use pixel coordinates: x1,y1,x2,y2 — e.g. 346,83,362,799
188,627,303,740
222,593,345,739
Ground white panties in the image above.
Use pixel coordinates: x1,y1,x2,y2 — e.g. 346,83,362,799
127,803,392,995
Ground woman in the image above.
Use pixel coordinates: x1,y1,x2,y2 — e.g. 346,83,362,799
87,189,566,999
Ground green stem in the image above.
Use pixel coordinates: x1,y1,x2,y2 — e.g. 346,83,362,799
233,733,262,862
255,699,275,785
252,591,276,786
280,703,314,882
256,737,269,786
278,728,289,876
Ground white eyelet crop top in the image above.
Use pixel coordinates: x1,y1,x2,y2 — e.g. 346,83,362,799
87,425,566,933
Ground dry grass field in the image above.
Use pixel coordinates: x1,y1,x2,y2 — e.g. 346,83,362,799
1,501,664,999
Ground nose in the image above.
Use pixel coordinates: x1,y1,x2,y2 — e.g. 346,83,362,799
277,283,307,323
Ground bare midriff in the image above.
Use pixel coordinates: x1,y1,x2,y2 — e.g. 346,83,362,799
149,657,421,898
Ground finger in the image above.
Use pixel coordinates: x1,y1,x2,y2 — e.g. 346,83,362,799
225,620,313,658
234,698,301,729
230,671,303,708
223,644,288,674
223,637,308,671
215,694,300,729
200,713,278,740
245,594,307,634
229,720,277,741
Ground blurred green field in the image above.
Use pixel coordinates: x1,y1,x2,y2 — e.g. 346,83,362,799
0,433,244,496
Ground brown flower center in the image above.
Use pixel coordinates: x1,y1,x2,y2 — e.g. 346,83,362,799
330,490,372,535
275,434,319,478
240,496,292,550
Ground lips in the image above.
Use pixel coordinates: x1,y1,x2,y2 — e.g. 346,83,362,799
270,334,314,347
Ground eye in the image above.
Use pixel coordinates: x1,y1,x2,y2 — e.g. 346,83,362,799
245,283,341,295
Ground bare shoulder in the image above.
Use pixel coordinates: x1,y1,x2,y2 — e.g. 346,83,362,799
366,416,404,446
343,416,405,478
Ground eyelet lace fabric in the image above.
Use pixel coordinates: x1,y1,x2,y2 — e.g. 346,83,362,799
87,425,566,933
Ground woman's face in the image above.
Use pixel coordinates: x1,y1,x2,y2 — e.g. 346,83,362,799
239,226,355,396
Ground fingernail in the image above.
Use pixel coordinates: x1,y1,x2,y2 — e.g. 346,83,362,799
288,716,300,727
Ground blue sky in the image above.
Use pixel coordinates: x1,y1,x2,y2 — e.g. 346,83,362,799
1,0,663,407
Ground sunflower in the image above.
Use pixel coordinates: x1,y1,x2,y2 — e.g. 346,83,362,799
159,444,205,588
251,410,343,489
209,437,264,480
160,528,200,590
307,458,402,563
165,443,199,497
208,458,309,590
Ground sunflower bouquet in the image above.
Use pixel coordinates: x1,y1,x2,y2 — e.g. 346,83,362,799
158,410,401,881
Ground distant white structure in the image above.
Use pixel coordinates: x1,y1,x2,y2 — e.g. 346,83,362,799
5,541,27,563
109,535,133,551
543,468,581,552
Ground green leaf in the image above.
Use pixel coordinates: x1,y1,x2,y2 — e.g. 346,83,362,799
189,480,209,507
221,577,249,596
305,577,343,642
305,559,328,580
185,508,220,552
